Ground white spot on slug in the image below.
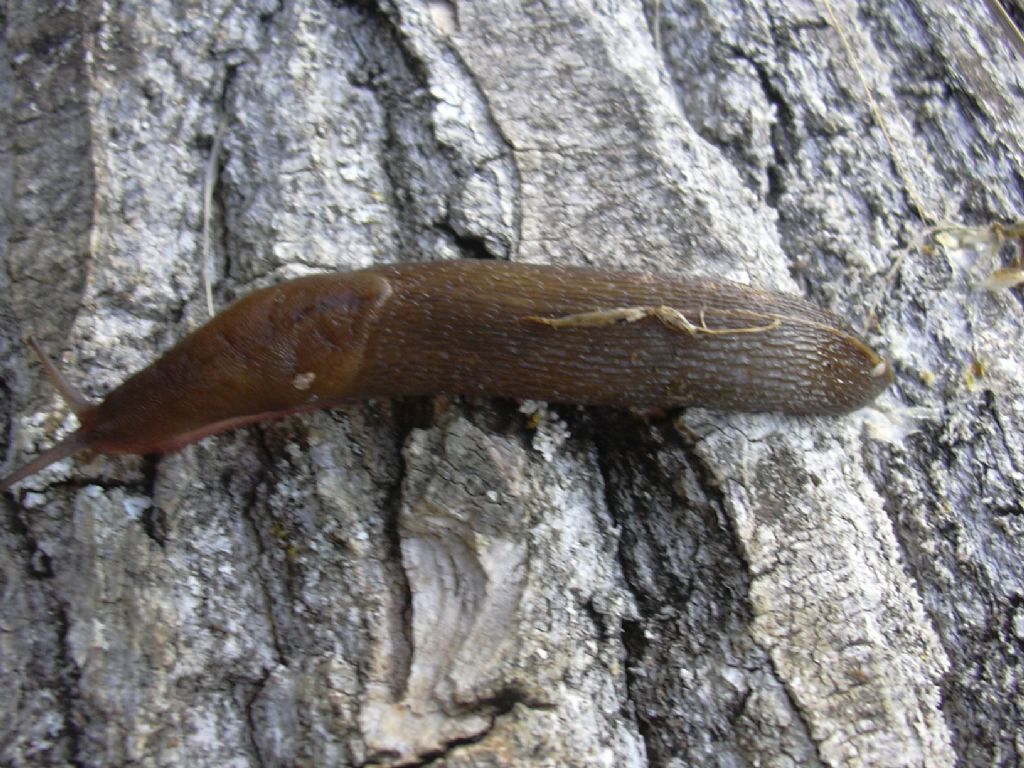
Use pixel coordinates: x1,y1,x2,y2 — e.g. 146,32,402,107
293,372,316,390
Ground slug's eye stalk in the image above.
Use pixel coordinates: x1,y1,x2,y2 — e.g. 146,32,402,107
0,339,98,492
26,338,97,420
0,430,90,492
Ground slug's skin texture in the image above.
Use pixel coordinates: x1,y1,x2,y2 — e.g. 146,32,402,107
0,260,893,491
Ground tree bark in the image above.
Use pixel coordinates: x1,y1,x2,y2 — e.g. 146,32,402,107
2,1,1022,766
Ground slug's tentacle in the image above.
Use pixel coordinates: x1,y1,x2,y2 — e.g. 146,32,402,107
0,261,894,492
0,431,90,492
27,337,97,417
0,340,99,492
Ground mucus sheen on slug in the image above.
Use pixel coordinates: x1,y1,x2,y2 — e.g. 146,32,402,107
0,260,893,491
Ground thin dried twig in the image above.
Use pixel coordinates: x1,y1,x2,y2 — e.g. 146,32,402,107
202,115,227,318
820,0,935,225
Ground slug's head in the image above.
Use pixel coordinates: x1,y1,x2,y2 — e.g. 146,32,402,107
0,340,99,492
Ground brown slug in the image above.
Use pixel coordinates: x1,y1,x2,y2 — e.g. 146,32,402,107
0,260,893,491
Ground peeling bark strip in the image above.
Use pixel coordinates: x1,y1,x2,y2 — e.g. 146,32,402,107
3,0,1022,766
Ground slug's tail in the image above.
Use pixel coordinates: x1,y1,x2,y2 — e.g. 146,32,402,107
1,339,98,492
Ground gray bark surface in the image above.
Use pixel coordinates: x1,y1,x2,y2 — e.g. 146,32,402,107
1,1,1022,766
